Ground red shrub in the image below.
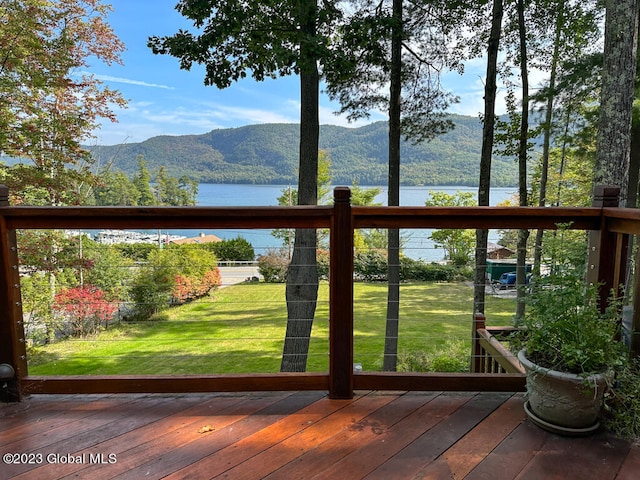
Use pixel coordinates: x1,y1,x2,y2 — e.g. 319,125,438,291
53,285,118,336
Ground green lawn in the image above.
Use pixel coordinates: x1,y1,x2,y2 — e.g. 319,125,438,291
28,282,516,375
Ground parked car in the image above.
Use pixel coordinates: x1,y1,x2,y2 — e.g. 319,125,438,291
495,271,531,290
497,272,517,289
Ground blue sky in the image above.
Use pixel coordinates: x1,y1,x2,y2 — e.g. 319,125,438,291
88,0,495,145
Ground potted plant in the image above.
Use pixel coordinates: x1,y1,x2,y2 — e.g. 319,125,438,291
517,269,625,435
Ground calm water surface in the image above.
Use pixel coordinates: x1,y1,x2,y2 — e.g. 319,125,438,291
196,184,515,207
180,184,516,261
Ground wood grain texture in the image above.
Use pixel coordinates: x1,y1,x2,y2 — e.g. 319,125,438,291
1,392,637,480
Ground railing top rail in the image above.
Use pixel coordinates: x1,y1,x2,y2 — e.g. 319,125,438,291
4,202,640,232
0,205,333,230
602,207,640,235
352,206,603,230
602,207,640,218
4,204,637,232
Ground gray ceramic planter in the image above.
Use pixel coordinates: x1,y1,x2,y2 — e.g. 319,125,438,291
518,349,611,435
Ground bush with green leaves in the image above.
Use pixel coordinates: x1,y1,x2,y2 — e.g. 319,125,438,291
400,257,471,282
21,272,60,344
83,239,135,299
353,250,388,282
130,245,220,320
115,243,159,262
257,247,472,284
208,236,255,262
317,249,329,280
352,252,472,283
257,249,289,283
425,191,476,266
604,357,640,441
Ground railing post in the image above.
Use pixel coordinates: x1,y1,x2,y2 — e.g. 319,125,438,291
587,185,625,309
630,245,640,359
329,187,353,399
471,312,486,373
0,186,27,401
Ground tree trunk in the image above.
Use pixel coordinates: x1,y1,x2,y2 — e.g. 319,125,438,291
281,0,320,372
515,0,529,322
594,0,639,205
474,0,503,315
533,1,564,274
383,0,402,372
624,115,639,302
554,103,574,205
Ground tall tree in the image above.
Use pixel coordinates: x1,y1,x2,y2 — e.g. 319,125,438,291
155,166,198,206
94,170,140,206
0,0,125,348
529,1,601,268
384,0,402,372
473,0,503,315
494,0,532,320
0,0,126,205
149,0,340,372
514,0,530,321
325,0,458,370
531,0,564,273
282,0,321,367
132,156,156,206
594,0,639,204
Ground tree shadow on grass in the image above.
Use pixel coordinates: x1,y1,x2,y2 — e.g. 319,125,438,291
28,345,331,375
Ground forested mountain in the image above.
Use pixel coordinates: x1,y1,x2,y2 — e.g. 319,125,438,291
87,115,518,186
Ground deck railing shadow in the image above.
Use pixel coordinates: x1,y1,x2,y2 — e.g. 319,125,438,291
1,185,639,401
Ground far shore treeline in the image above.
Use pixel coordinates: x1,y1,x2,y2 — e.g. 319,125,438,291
83,116,520,187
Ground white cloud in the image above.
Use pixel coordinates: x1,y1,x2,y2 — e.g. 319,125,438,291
82,72,175,90
92,99,305,144
213,104,297,124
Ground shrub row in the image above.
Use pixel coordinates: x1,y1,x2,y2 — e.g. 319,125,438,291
257,249,473,283
116,236,255,263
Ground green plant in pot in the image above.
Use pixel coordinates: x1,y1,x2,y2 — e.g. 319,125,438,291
517,269,625,435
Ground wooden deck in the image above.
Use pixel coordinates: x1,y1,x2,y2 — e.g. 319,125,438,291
1,391,639,479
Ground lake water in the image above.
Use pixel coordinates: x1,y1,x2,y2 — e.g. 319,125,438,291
196,184,515,207
170,184,516,262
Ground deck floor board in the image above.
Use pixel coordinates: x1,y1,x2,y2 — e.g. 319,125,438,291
1,391,637,480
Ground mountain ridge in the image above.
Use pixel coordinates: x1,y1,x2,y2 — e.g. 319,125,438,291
87,115,517,187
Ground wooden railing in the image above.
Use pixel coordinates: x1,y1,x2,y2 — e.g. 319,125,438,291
2,185,640,401
472,313,524,374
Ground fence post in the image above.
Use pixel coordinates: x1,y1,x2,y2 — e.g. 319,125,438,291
587,185,625,310
329,187,353,399
0,186,27,401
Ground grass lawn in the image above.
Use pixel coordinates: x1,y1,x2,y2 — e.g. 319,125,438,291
28,281,516,375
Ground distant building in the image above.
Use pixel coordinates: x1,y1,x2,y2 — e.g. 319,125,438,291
171,232,222,245
95,230,186,245
487,242,514,260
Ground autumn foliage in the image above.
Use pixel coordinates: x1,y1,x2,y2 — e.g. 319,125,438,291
53,285,118,336
173,269,222,303
0,0,126,206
